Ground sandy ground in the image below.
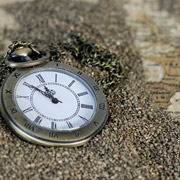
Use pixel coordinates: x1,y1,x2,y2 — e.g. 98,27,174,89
0,0,26,54
0,0,179,180
0,0,98,54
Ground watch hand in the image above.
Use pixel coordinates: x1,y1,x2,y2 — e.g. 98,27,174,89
30,85,49,97
44,86,56,96
44,86,62,103
29,85,62,104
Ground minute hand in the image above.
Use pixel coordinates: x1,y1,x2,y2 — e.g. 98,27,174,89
44,86,62,103
30,85,51,98
30,85,62,104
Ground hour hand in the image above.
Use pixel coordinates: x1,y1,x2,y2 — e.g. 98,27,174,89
44,86,62,104
44,86,55,96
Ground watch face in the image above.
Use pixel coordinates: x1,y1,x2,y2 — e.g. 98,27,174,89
0,62,108,146
14,68,96,131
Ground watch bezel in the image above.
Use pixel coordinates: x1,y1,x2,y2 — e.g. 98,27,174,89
0,61,108,146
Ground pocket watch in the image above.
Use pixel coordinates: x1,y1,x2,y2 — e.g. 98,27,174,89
0,42,108,146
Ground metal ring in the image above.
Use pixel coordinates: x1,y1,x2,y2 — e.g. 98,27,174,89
5,51,50,68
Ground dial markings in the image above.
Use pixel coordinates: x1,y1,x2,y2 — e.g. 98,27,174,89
34,116,42,124
66,121,73,128
36,74,45,84
81,104,93,110
78,115,88,122
24,122,34,131
55,74,57,82
94,121,99,126
99,103,105,110
16,95,29,100
51,122,57,130
93,85,100,91
77,91,88,97
23,82,33,90
6,90,12,94
23,107,33,113
10,107,17,114
13,72,21,79
68,80,75,87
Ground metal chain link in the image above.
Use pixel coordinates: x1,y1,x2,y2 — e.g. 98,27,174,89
0,41,41,85
3,41,41,62
1,35,123,93
49,34,123,92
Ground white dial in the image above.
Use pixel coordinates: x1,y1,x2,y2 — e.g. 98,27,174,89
14,68,96,131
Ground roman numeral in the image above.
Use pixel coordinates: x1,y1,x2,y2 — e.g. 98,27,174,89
68,80,75,87
94,121,99,126
10,107,17,114
23,82,33,90
16,95,29,100
24,123,34,131
74,131,81,137
13,72,21,78
77,71,83,75
78,115,88,122
51,122,57,130
99,103,105,110
49,132,59,138
55,74,57,82
23,107,33,113
6,90,11,94
36,74,45,84
93,85,100,91
34,116,42,124
66,121,73,128
77,91,88,97
81,104,93,110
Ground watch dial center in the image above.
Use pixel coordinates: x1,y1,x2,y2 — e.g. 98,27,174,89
52,98,59,104
30,82,80,122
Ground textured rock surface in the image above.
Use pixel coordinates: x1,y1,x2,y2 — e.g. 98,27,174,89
0,0,179,179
